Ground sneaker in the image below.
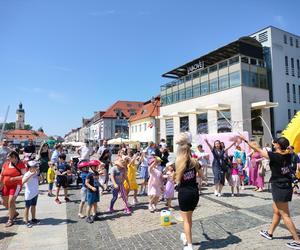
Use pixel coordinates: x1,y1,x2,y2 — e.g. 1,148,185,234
124,209,132,215
47,193,52,197
5,220,14,227
107,208,115,213
78,213,85,219
25,222,33,228
260,230,273,240
64,197,70,202
214,190,218,196
231,194,235,197
148,204,154,213
217,193,222,197
180,233,187,246
86,216,94,224
31,219,40,225
286,241,300,249
183,245,193,250
241,186,245,190
13,211,19,220
93,215,100,221
55,198,61,204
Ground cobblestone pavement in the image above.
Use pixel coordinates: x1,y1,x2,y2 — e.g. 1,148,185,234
66,171,300,250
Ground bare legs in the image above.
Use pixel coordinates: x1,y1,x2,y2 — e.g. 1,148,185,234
181,211,193,245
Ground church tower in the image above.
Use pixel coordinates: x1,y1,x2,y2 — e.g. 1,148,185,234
16,102,25,129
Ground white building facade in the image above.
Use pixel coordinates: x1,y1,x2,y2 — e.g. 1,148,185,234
160,37,274,151
250,26,300,135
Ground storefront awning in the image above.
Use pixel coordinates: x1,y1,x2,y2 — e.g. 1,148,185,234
205,104,231,111
251,101,278,109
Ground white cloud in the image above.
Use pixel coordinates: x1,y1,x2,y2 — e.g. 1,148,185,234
273,15,287,28
89,10,116,17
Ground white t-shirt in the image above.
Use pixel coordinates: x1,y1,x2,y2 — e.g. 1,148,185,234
196,151,209,166
23,171,39,201
79,146,91,160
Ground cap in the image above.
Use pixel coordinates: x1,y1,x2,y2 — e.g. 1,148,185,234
89,160,101,167
78,160,90,169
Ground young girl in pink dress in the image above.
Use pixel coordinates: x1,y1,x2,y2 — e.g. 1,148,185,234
230,163,240,196
148,157,163,213
163,162,175,209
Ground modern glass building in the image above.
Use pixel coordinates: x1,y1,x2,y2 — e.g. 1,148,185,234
159,37,276,150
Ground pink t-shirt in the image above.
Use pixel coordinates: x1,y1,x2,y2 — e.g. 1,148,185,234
231,168,239,176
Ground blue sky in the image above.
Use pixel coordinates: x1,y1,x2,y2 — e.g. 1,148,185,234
0,0,299,136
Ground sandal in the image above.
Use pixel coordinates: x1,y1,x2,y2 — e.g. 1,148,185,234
5,220,14,227
13,211,19,220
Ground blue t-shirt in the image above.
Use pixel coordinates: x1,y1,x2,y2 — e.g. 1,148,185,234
80,171,89,188
57,162,70,174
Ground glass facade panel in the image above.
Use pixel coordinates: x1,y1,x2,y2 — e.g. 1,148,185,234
219,75,229,90
217,110,231,133
180,116,189,132
192,71,199,78
209,65,218,73
193,84,201,97
249,71,259,87
186,87,193,99
201,68,208,76
166,94,173,105
209,78,218,93
197,113,208,134
229,71,240,87
218,60,228,69
229,56,239,65
173,91,179,103
179,89,186,101
201,81,209,95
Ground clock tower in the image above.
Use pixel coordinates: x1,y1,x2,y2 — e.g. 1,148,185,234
16,102,25,129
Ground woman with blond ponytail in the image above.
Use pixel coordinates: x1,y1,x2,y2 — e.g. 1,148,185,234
175,133,202,250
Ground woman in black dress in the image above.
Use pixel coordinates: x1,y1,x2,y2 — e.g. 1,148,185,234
38,143,51,184
204,139,235,197
175,133,202,250
240,136,300,249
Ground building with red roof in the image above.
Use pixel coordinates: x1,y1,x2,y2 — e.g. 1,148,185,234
128,96,160,145
3,129,48,145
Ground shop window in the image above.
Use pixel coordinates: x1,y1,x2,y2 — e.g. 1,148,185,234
251,109,264,135
201,81,209,95
197,113,208,134
192,84,200,97
217,110,231,133
229,71,240,87
219,75,229,90
180,116,189,132
209,78,218,93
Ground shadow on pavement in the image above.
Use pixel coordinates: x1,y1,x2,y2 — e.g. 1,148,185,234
40,217,77,226
0,231,17,241
196,232,242,249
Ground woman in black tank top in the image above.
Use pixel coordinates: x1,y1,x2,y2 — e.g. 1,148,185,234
175,133,202,250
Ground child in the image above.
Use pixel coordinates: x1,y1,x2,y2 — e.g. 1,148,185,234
85,160,101,223
47,161,55,197
77,160,90,219
109,159,131,214
124,153,139,206
237,158,246,190
163,162,175,209
22,160,40,228
148,157,163,213
230,162,240,196
98,162,107,194
55,154,71,204
139,150,149,196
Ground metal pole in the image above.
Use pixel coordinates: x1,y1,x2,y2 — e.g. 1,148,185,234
0,105,10,141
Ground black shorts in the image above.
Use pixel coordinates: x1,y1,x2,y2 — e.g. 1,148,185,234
25,195,38,208
178,187,199,212
271,182,293,202
56,176,68,188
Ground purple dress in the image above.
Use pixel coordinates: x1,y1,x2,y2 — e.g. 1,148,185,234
164,172,175,199
249,152,264,188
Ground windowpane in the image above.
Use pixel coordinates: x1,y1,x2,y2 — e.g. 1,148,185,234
219,75,229,90
186,87,193,99
293,84,296,103
290,37,293,46
192,84,201,97
166,94,173,105
284,34,287,44
229,71,240,87
218,60,228,69
173,91,179,103
197,113,208,134
285,56,289,75
288,109,291,121
217,110,231,133
287,83,290,102
179,89,186,101
291,58,295,76
192,71,200,79
180,116,189,132
201,81,209,95
229,56,239,65
209,78,218,93
209,65,218,73
297,59,300,78
200,68,208,76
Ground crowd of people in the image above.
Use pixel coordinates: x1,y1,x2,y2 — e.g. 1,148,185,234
0,134,300,249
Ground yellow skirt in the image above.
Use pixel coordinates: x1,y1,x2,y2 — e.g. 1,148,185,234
124,180,138,191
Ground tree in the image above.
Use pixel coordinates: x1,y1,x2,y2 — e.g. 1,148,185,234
24,124,33,130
